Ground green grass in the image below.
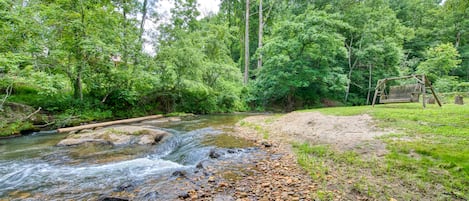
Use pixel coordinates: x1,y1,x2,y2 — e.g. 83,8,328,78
239,120,270,139
298,103,469,200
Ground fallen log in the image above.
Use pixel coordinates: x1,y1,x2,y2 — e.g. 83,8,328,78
56,114,163,133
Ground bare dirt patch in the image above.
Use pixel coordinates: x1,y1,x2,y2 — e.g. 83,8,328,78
223,112,400,200
238,112,391,155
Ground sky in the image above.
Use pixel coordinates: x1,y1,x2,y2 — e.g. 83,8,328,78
198,0,221,16
158,0,221,18
143,0,221,54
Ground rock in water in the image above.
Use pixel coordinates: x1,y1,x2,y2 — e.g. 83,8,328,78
98,196,129,201
172,170,187,177
209,149,221,159
57,126,171,147
143,191,160,200
196,161,204,169
115,182,136,192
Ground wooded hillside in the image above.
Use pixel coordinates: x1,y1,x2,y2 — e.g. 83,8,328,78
1,0,468,116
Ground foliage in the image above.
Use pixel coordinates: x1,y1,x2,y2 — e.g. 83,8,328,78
2,0,469,135
253,9,348,111
433,76,461,92
417,43,462,82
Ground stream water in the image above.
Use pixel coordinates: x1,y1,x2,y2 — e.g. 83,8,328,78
0,114,259,200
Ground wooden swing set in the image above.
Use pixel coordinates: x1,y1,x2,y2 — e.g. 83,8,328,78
371,74,442,108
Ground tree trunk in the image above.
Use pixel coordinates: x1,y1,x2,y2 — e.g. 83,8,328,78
135,0,148,65
139,0,148,44
345,69,352,103
244,0,250,85
73,62,84,100
455,31,461,48
257,0,263,69
122,1,129,66
74,0,85,101
286,87,295,112
366,64,372,105
344,36,354,103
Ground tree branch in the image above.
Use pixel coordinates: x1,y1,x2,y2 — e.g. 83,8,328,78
22,107,41,121
0,84,13,110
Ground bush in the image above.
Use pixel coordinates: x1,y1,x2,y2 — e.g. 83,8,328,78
434,76,460,93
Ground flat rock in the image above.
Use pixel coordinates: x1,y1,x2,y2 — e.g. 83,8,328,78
57,126,171,147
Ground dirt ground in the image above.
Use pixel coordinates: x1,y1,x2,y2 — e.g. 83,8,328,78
218,112,394,201
174,112,399,201
238,112,391,154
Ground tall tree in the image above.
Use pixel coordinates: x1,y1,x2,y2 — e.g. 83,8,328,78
257,0,263,69
254,10,348,110
244,0,250,85
340,1,407,104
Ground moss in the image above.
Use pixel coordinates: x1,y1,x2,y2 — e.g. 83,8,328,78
0,121,35,137
132,130,153,135
202,134,255,148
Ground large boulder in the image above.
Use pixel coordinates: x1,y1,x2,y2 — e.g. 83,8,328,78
57,126,170,147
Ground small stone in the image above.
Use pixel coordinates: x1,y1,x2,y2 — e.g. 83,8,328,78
188,190,198,199
261,182,270,188
196,161,204,169
219,182,229,188
98,197,129,201
209,149,221,159
208,176,216,182
114,182,135,192
281,192,289,198
178,193,190,199
261,141,272,147
143,191,159,200
239,192,248,198
172,170,187,177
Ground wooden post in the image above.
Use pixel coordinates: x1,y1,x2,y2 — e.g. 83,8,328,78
371,80,382,107
422,75,426,108
424,79,442,107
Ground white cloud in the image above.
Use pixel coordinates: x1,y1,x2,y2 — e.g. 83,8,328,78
143,0,221,54
198,0,221,17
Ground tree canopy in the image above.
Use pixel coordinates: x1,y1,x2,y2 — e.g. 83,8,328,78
1,0,468,117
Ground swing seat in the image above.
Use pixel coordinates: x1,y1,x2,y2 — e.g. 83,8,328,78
380,84,420,103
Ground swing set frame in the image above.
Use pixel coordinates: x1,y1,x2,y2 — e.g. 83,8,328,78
371,74,442,108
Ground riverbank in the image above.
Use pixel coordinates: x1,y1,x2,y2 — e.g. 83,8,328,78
228,103,468,200
1,104,467,200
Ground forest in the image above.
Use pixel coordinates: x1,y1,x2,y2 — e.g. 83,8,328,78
1,0,468,135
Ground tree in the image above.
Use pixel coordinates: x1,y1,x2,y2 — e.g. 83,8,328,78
254,10,348,111
340,1,407,104
244,0,250,85
257,0,263,69
417,43,462,82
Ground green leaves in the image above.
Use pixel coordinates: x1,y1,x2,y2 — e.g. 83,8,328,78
254,10,347,109
417,43,462,82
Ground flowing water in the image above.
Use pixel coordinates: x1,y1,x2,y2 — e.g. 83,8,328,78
0,114,259,200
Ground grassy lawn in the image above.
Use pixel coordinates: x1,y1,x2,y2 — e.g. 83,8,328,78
295,103,469,200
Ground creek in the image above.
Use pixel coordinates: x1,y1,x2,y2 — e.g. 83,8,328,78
0,114,260,200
